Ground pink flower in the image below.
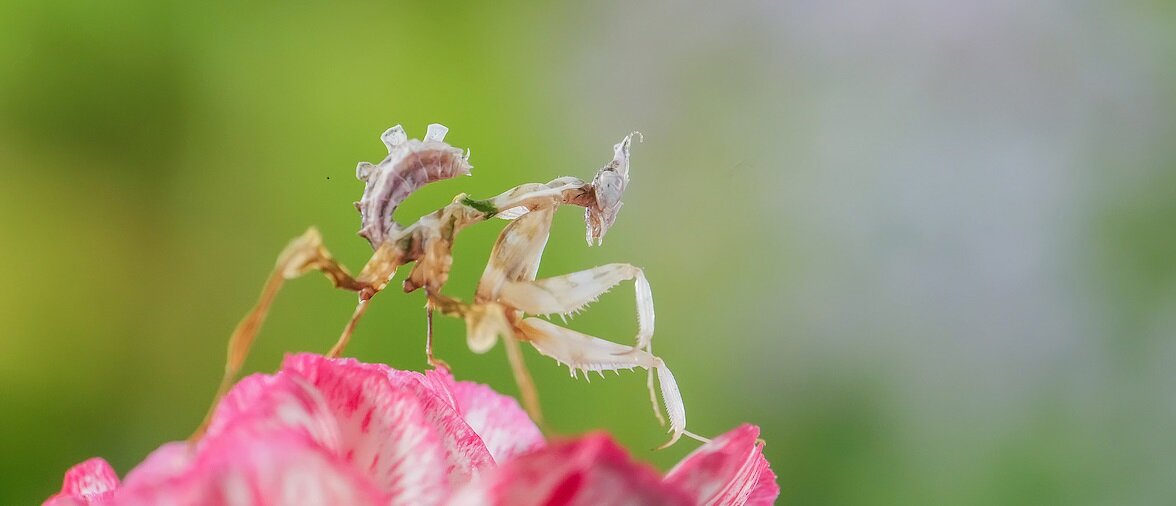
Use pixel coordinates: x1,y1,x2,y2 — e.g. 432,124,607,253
447,425,778,506
44,458,120,506
46,354,777,506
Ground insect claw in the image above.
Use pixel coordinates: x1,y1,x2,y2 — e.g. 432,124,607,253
683,430,713,444
655,436,680,451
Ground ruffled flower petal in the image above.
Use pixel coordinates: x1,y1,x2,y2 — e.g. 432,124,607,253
425,369,545,462
446,434,691,506
744,462,780,506
119,442,192,490
281,354,496,482
46,354,779,505
43,457,119,506
663,424,780,506
277,353,451,504
116,428,385,506
204,372,340,453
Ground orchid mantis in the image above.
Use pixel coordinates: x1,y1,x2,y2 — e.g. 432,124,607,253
194,124,704,448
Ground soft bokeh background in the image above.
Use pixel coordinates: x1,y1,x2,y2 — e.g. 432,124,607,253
3,0,1175,504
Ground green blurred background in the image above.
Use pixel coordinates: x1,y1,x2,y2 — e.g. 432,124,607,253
3,0,1175,504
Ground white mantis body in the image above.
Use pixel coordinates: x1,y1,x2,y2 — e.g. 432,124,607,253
195,124,704,448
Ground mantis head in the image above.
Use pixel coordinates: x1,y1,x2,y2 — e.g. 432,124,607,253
585,131,641,246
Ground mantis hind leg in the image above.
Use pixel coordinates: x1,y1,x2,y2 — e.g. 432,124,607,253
326,294,372,359
423,302,451,370
190,227,367,441
503,329,543,428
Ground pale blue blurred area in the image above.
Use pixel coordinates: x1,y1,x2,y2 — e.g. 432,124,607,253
2,0,1174,504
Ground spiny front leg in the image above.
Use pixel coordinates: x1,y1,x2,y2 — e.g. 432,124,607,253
191,227,367,441
461,206,557,423
497,263,655,352
516,317,694,449
498,263,659,422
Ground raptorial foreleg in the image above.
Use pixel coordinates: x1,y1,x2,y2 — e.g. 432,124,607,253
515,317,701,448
498,263,655,352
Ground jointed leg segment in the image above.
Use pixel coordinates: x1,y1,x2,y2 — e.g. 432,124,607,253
497,263,655,351
326,295,371,359
516,317,687,447
423,300,450,370
501,328,542,426
191,227,370,440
